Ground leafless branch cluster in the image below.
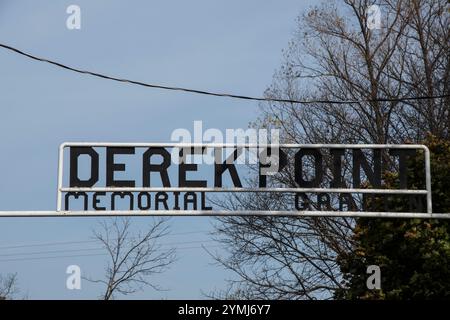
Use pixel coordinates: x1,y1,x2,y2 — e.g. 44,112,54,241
0,273,18,300
212,0,449,299
86,217,176,300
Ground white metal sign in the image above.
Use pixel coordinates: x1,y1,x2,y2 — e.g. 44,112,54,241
0,142,448,218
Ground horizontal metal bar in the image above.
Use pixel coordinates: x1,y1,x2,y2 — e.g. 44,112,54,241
60,142,428,150
60,187,428,195
55,143,433,217
0,210,448,219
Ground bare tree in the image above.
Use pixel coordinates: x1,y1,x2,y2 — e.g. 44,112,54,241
0,273,18,300
212,0,449,299
211,190,353,299
262,0,448,145
86,217,176,300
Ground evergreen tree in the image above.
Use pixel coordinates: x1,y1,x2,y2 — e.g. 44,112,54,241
335,137,450,299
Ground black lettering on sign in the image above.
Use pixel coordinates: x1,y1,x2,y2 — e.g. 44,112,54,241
155,192,169,210
65,192,88,210
61,145,424,214
143,147,171,187
137,192,151,210
390,149,416,188
214,148,242,188
295,148,323,188
330,148,345,188
259,148,287,187
70,147,99,187
352,149,381,188
106,147,135,187
111,192,134,210
93,192,106,211
179,147,207,187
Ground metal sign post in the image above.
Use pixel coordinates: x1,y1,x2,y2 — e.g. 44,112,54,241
0,142,448,218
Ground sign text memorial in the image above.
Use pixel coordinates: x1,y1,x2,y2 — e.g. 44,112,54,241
55,142,434,218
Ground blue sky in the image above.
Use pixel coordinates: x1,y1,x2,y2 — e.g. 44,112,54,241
0,0,313,299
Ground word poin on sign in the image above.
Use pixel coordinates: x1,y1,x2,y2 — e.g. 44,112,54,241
61,144,426,213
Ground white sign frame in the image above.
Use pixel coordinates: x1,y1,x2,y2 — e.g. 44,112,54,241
0,142,448,219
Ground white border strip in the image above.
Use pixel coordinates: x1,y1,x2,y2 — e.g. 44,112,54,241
0,210,448,219
0,142,439,218
56,142,433,216
61,187,428,194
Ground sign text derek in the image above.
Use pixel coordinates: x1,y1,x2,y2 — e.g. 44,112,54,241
62,144,428,213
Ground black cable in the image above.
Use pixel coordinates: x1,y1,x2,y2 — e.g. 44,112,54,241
1,43,448,105
0,240,216,257
0,230,210,250
0,245,222,263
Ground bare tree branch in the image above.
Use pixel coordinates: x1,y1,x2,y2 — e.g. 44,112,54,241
85,217,176,300
0,273,18,300
211,0,449,300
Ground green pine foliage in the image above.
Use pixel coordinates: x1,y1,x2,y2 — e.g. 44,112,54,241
335,136,450,299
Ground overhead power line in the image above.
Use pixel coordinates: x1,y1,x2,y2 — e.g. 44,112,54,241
0,230,210,250
1,42,449,105
0,244,221,263
0,252,107,263
0,239,216,258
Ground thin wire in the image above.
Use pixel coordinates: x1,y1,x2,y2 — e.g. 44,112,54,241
1,43,448,105
0,252,107,262
0,245,221,263
0,230,210,250
0,239,216,257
